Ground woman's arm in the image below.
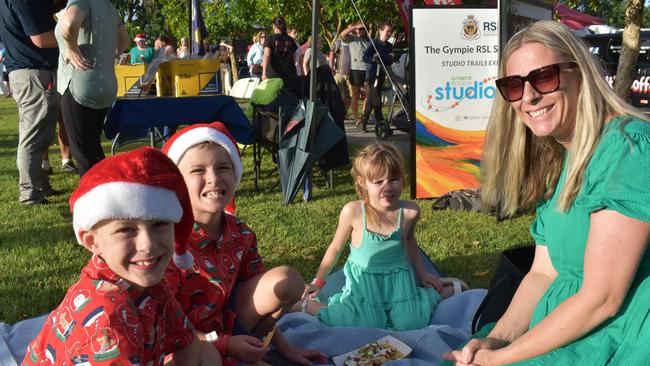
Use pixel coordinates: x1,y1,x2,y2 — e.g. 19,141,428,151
59,5,92,71
219,41,233,52
246,47,255,66
302,51,310,76
484,210,650,364
262,47,270,80
116,24,130,57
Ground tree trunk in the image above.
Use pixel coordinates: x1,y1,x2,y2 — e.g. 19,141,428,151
230,52,239,82
614,0,644,99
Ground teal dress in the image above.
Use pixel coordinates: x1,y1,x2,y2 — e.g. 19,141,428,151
511,116,650,365
317,202,441,331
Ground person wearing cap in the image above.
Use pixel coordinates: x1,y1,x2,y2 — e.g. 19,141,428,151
22,147,221,366
162,122,327,366
130,33,154,65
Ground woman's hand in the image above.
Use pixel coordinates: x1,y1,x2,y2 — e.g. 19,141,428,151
417,271,443,293
442,338,508,365
64,46,92,71
227,335,268,362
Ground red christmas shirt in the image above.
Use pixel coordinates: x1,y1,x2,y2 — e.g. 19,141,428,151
22,255,194,366
166,214,266,365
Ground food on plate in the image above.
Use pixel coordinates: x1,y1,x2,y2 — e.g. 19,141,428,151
343,341,405,365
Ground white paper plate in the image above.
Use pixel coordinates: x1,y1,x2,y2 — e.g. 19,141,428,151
332,335,412,366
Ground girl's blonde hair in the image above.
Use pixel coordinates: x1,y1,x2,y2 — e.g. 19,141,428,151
482,20,646,216
351,142,405,226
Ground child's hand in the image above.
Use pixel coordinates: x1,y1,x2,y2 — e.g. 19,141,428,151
227,335,268,362
417,271,443,293
302,283,320,300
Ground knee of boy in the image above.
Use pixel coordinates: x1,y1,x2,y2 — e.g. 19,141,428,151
271,266,304,302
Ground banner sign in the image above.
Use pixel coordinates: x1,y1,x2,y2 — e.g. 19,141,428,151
412,7,499,198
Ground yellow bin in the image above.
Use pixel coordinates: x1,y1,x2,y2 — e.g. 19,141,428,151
170,59,220,97
115,64,146,97
156,62,173,97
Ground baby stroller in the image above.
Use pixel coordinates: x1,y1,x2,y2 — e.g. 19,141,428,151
375,53,411,140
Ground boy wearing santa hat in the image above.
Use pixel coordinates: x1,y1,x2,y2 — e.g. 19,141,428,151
22,147,221,366
163,122,327,366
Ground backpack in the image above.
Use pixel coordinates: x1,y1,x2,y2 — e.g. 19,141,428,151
431,189,483,212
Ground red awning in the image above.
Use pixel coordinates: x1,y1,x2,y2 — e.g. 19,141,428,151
553,3,604,30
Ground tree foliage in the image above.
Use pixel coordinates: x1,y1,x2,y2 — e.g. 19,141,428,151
114,0,401,51
559,0,650,27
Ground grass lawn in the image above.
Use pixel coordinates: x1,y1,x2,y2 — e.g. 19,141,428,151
0,97,533,324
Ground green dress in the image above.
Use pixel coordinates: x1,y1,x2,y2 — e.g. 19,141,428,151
317,202,441,331
512,116,650,365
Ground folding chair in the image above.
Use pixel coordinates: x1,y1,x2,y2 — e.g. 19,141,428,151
251,103,281,192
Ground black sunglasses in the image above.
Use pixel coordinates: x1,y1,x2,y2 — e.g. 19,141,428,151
495,62,578,102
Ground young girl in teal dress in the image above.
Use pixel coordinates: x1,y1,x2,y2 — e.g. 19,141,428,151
302,142,449,331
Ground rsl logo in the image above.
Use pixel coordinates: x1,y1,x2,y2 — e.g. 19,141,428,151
462,15,480,40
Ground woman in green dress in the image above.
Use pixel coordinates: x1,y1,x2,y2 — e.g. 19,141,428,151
444,20,650,365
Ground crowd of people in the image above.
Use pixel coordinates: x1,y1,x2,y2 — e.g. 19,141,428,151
1,0,649,364
251,16,396,132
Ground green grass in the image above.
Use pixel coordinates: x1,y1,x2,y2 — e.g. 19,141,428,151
0,97,533,324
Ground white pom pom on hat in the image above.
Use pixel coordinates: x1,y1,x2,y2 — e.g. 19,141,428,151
69,147,194,269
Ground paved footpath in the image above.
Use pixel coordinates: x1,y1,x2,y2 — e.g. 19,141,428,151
342,118,410,158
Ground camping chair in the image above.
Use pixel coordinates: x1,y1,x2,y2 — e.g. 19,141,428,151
251,103,281,192
229,77,260,99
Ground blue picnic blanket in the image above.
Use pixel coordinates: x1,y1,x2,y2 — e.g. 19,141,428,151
277,289,486,365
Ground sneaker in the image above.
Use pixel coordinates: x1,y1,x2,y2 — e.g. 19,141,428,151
21,198,50,205
44,187,64,196
61,161,78,174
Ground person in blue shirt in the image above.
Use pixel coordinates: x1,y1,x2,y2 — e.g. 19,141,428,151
247,32,265,78
0,0,60,205
359,23,394,133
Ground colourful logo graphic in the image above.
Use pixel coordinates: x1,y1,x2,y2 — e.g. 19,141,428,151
415,112,484,198
422,76,497,113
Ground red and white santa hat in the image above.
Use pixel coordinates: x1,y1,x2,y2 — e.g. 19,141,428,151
162,121,242,189
69,147,194,269
134,33,147,42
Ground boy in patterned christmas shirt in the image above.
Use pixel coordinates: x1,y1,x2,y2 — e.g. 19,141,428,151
22,147,221,366
163,122,327,366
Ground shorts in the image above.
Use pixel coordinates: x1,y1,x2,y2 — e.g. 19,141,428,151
349,69,366,86
334,73,351,100
2,71,8,83
227,283,257,337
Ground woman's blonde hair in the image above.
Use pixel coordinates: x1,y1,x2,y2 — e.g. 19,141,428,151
482,20,646,216
351,142,405,226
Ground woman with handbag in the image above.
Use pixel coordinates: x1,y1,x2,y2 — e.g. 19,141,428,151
444,20,650,365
